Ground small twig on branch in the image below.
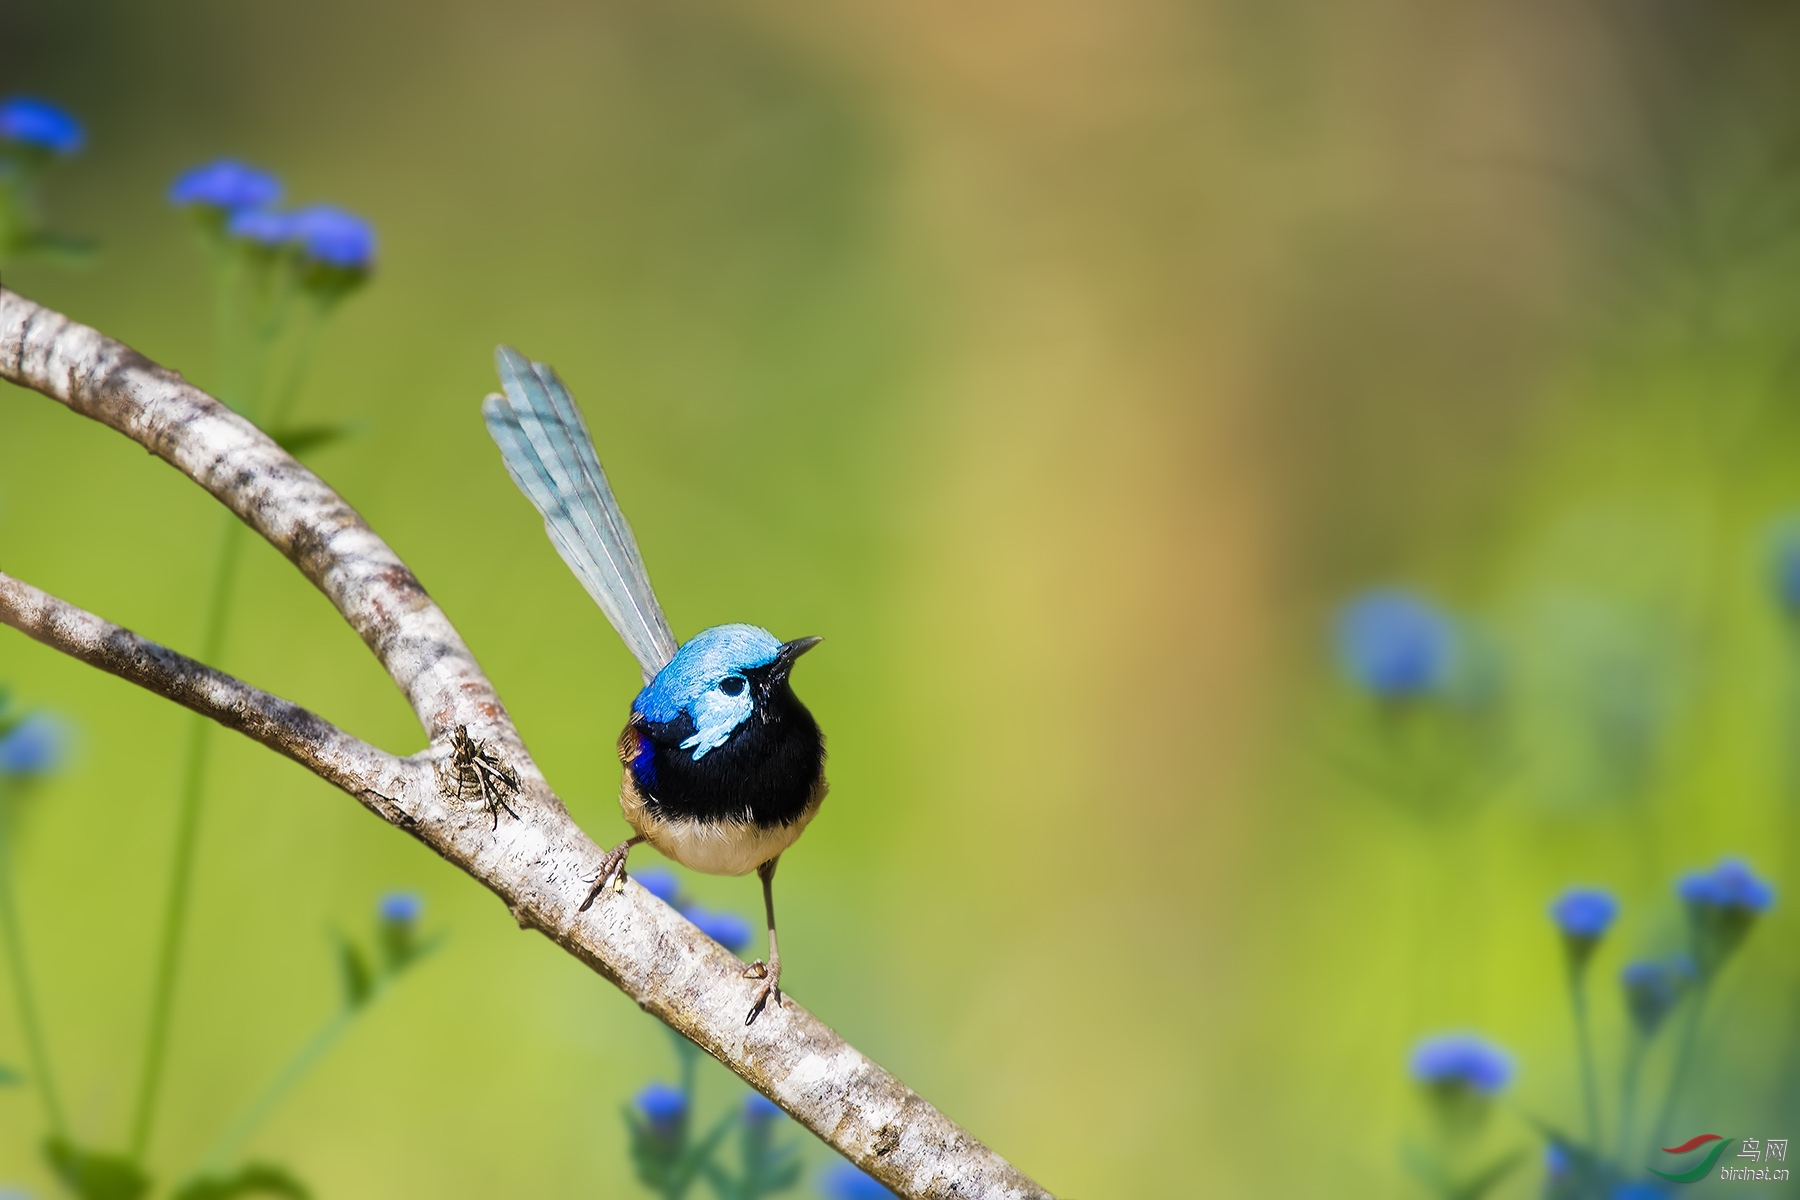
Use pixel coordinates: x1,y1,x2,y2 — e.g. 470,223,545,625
0,286,1053,1200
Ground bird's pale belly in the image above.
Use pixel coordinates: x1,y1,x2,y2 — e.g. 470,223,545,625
619,772,826,876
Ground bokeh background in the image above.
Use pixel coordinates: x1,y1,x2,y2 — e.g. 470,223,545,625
5,0,1800,1195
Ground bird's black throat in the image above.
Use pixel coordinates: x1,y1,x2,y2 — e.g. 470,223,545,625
627,678,824,829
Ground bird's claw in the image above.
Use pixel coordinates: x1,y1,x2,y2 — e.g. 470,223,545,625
744,959,781,1025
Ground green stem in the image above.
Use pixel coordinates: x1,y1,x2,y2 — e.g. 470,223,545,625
207,242,243,409
1615,1035,1646,1171
1568,962,1602,1153
673,1028,700,1099
0,156,45,262
185,937,436,1180
1649,982,1709,1158
128,517,248,1157
191,1005,357,1176
263,293,334,434
239,259,305,420
0,783,66,1135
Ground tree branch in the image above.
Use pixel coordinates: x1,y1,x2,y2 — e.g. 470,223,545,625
0,572,401,798
0,287,1052,1200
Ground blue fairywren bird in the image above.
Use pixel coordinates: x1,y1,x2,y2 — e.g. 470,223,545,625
482,348,826,1025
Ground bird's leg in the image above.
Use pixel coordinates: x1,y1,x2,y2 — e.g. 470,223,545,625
579,834,644,912
745,856,782,1025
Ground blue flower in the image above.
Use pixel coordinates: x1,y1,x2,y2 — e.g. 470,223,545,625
743,1092,783,1124
635,1082,687,1129
1678,858,1773,976
289,204,375,271
1545,1142,1570,1180
375,891,426,970
226,207,299,248
1409,1033,1513,1094
1620,958,1690,1037
1612,1184,1669,1200
634,868,681,906
1677,857,1775,914
0,714,68,778
1334,590,1455,698
685,907,752,954
379,891,423,925
820,1162,896,1200
0,97,84,155
1550,886,1619,941
169,160,282,212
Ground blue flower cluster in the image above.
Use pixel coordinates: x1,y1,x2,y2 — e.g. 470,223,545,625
374,891,426,974
0,96,89,263
170,157,376,274
1676,857,1775,914
631,867,755,954
1329,586,1514,822
634,1081,688,1131
1410,1033,1514,1095
820,1162,897,1199
169,160,282,212
0,97,84,155
1414,861,1776,1200
1335,590,1457,699
1551,886,1620,970
1676,857,1775,979
688,908,753,953
1550,887,1619,942
0,713,68,778
626,1075,801,1198
743,1092,783,1124
633,867,682,906
1619,957,1690,1037
379,891,423,925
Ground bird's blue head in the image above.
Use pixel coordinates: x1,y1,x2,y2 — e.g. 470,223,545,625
634,624,822,761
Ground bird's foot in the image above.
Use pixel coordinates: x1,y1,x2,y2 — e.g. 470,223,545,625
579,837,639,912
744,957,782,1026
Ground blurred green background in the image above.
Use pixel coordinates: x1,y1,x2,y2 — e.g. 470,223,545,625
5,0,1800,1195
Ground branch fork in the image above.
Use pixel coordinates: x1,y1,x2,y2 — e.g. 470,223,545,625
0,286,1052,1200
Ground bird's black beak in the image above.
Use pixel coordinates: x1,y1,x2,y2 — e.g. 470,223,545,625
771,636,822,682
752,638,821,722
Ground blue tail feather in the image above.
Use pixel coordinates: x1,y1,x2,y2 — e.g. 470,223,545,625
484,346,678,680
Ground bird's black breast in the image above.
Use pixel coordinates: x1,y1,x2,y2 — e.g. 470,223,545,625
624,685,824,829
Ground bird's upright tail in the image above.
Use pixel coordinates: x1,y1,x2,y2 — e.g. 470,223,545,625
483,346,679,682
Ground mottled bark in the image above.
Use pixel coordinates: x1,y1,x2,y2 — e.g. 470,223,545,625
0,287,1053,1200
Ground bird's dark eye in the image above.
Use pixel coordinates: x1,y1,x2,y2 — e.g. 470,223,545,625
718,676,746,697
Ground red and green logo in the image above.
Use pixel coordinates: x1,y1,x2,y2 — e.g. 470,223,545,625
1650,1134,1735,1183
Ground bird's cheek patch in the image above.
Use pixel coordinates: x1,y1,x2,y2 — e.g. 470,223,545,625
679,688,753,760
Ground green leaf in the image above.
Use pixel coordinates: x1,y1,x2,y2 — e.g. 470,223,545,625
16,231,99,266
171,1162,311,1200
1449,1148,1527,1200
382,929,446,979
0,1061,23,1085
752,1153,802,1195
335,934,374,1009
42,1136,152,1200
269,422,363,458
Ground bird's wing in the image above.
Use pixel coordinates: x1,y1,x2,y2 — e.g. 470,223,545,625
484,346,679,682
